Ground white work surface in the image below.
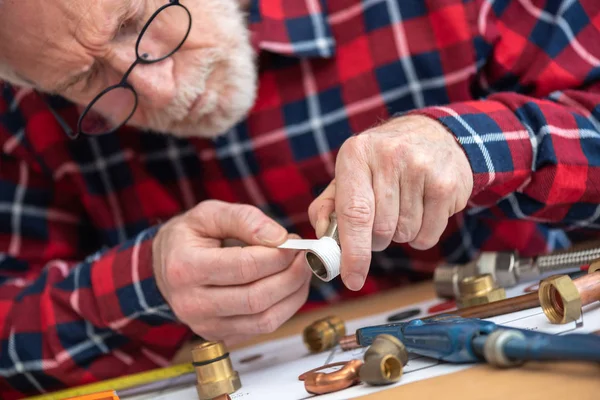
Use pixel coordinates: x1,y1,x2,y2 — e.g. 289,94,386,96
123,281,600,400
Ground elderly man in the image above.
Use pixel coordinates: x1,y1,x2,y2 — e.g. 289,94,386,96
0,0,598,397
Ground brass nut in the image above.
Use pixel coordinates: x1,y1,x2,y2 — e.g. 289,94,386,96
589,259,600,274
303,316,346,353
457,274,506,308
192,341,241,400
359,354,403,385
539,275,582,324
364,334,408,367
460,274,494,296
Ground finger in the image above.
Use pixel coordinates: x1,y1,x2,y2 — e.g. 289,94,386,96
371,155,399,252
171,242,299,288
209,244,301,285
221,335,254,348
210,274,311,337
335,136,374,291
308,181,336,238
191,200,288,246
193,331,253,347
411,198,449,250
410,179,451,250
205,253,311,317
394,167,424,244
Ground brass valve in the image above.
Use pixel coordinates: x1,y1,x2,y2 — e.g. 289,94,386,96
539,265,600,324
192,341,241,400
303,315,346,353
457,274,506,308
359,334,407,385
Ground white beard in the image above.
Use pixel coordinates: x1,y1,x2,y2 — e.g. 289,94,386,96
131,0,258,139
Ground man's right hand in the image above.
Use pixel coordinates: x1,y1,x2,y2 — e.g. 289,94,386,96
152,200,312,346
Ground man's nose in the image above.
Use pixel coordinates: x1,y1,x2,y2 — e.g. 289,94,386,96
108,46,177,109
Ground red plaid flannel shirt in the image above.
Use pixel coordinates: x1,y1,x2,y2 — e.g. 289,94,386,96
1,0,600,397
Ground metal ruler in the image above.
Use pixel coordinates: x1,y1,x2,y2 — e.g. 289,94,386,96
25,362,195,400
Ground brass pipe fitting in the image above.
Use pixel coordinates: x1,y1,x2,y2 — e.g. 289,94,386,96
303,315,346,353
364,334,408,366
539,271,600,324
457,274,506,308
192,341,241,400
589,259,600,274
359,354,403,385
359,334,407,385
298,360,363,395
306,212,340,281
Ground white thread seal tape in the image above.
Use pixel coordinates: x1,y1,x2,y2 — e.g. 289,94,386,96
278,237,341,282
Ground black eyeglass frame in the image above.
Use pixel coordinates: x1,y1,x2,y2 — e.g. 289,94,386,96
72,0,192,139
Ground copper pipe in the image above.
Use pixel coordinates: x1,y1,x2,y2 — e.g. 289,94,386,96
434,292,540,320
574,271,600,304
298,360,363,395
340,334,361,351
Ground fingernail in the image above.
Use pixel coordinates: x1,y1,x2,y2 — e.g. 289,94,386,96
345,273,364,291
316,218,329,238
256,223,287,244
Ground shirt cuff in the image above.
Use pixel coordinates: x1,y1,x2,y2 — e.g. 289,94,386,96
405,100,534,202
91,225,183,338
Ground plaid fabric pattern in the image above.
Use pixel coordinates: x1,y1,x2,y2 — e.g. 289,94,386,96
1,0,600,397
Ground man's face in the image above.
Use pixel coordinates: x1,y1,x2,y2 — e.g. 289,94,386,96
0,0,257,138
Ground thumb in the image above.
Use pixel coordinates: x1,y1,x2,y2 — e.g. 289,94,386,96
191,200,288,246
308,181,336,238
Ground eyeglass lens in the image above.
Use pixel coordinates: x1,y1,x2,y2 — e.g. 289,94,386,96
137,4,190,61
79,87,137,135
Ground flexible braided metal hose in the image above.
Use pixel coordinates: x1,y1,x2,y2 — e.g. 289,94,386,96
534,241,600,273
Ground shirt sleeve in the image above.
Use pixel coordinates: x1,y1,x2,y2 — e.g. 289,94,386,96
409,1,600,231
0,151,191,398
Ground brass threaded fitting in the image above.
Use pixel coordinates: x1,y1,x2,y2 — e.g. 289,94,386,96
460,274,494,296
457,274,506,308
303,316,346,353
364,334,408,367
359,354,403,385
539,275,582,324
589,259,600,274
192,341,241,400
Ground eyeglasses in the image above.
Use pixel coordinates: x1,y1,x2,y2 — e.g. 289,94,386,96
69,0,192,139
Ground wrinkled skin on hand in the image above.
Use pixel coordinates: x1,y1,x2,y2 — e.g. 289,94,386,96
309,115,473,291
153,200,312,345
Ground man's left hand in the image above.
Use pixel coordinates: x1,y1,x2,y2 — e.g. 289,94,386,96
308,115,473,290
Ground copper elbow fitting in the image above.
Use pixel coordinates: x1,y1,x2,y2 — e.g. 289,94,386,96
539,269,600,324
303,315,346,353
192,341,241,400
298,360,363,395
359,334,407,385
